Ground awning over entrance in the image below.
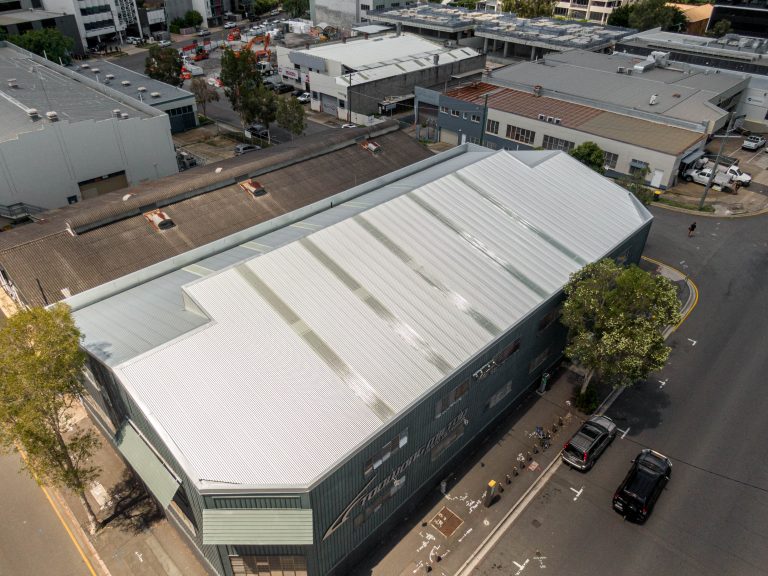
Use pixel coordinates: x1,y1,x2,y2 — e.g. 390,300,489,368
680,149,704,166
116,421,180,509
203,509,314,545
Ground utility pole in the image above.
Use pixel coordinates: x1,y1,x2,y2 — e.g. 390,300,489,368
699,113,745,210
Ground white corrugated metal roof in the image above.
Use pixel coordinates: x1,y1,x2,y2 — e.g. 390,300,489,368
92,149,652,491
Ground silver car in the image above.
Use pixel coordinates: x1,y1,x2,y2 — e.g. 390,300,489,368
562,415,617,471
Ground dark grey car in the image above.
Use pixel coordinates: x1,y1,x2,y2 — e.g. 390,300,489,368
562,415,617,471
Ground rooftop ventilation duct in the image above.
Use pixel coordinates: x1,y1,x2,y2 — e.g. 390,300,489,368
45,111,59,121
121,80,131,86
150,91,161,98
92,68,100,74
112,109,122,117
649,94,659,105
138,86,147,92
7,78,18,88
120,113,129,119
81,63,90,69
27,108,39,119
106,73,115,79
239,179,267,198
144,209,176,230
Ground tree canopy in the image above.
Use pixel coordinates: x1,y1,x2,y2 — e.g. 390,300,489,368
184,10,204,27
570,141,605,175
190,77,220,117
220,48,265,127
609,0,686,31
145,45,183,87
500,0,556,18
277,96,306,138
708,19,732,38
283,0,309,18
561,259,681,394
9,29,74,65
0,305,102,533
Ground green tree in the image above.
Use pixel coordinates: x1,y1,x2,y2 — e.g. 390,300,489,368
220,48,263,127
707,19,732,37
561,259,681,395
277,96,306,138
243,84,278,137
184,9,204,27
0,305,102,533
9,29,74,65
620,167,654,205
253,0,279,16
627,0,686,31
500,0,556,18
283,0,309,18
145,45,183,87
190,77,220,117
607,3,633,27
570,141,605,175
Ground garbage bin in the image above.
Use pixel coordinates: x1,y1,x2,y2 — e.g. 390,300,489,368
653,190,661,201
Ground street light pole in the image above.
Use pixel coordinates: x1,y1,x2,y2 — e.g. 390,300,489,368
699,113,745,210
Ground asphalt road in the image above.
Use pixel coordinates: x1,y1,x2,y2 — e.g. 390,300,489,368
474,207,768,576
0,451,91,576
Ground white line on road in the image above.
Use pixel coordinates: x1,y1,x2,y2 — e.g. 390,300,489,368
616,426,630,439
570,486,583,501
659,378,668,389
688,338,697,346
513,558,530,575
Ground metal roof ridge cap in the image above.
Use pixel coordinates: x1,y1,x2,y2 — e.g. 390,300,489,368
63,140,471,313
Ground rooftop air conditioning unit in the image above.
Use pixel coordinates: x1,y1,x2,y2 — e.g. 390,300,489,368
81,63,90,69
239,179,267,198
138,86,147,92
121,80,131,86
120,113,129,119
144,209,176,230
7,78,18,88
649,94,659,105
45,111,59,121
27,108,39,119
150,91,161,98
554,118,561,124
105,74,115,80
538,113,546,120
546,116,554,123
112,109,122,117
92,68,100,74
617,66,625,74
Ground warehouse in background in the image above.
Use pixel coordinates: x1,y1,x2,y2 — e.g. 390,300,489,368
69,144,653,576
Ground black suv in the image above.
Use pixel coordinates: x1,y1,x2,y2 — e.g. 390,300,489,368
613,449,672,523
562,415,616,471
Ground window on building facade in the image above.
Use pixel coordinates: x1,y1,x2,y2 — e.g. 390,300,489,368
486,381,513,411
542,135,575,152
629,159,649,176
364,429,408,476
451,109,460,117
603,151,618,169
435,380,470,418
538,308,560,332
375,3,385,9
468,136,481,145
493,339,521,365
311,91,319,100
529,347,550,373
431,423,465,461
471,114,481,123
486,119,499,134
505,124,535,145
338,100,345,108
361,4,371,9
354,475,406,527
230,556,307,576
484,141,498,150
440,106,450,114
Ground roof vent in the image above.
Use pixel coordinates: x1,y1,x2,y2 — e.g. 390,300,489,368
239,178,267,198
120,113,129,119
533,84,542,97
7,78,18,88
92,68,100,74
617,66,625,74
138,86,147,92
105,73,115,80
121,80,131,86
546,116,554,123
553,117,561,124
81,63,90,69
112,109,122,118
537,113,546,120
27,108,39,119
150,91,161,98
361,140,381,155
45,111,59,121
144,209,176,230
649,94,659,106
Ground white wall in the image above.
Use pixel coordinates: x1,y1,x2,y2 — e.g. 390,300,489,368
738,77,768,129
0,115,177,209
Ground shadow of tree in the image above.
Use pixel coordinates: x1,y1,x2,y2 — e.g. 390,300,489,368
99,469,163,535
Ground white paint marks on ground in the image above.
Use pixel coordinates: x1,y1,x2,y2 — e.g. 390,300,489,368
618,427,630,439
483,519,490,526
412,560,424,573
135,552,143,563
89,481,111,510
658,378,668,390
416,532,436,552
570,486,583,501
513,558,530,575
457,527,473,543
429,545,442,563
534,550,547,569
688,338,697,346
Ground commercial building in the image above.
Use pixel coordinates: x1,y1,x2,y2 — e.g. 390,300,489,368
710,0,768,38
43,0,127,51
0,42,177,217
71,59,198,133
417,81,705,189
310,0,416,30
276,33,485,123
553,0,638,25
67,144,653,576
0,7,83,54
367,5,635,60
0,124,431,308
669,3,713,35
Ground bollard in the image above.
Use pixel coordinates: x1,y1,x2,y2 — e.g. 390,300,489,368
505,474,512,484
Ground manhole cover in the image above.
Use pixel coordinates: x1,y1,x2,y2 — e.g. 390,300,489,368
532,519,542,528
430,506,463,538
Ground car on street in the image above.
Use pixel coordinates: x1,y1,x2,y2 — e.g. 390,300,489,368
613,449,672,523
742,135,766,150
224,22,238,29
247,123,270,138
125,36,142,45
269,83,293,94
561,415,617,471
157,39,172,47
234,143,261,155
341,123,357,129
291,88,304,98
197,29,211,37
296,92,311,104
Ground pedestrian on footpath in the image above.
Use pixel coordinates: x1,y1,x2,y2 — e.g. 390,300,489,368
688,222,697,237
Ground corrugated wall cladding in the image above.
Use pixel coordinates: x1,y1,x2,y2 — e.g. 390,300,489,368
211,497,303,510
203,509,314,545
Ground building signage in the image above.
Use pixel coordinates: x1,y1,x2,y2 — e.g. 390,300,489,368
282,68,299,80
323,409,468,540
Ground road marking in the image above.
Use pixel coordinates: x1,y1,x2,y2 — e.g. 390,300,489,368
570,486,583,501
18,449,100,576
135,551,143,563
534,550,547,569
659,378,668,389
616,426,630,439
687,338,697,346
513,558,530,575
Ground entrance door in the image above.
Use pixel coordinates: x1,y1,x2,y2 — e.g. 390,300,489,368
650,169,664,188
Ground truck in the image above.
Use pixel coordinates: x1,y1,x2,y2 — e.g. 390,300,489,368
683,167,734,192
691,158,751,187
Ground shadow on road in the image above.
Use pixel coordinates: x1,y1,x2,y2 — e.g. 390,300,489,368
100,469,163,535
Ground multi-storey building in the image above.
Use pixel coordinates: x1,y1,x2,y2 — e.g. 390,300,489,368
44,0,126,50
711,0,768,38
553,0,633,25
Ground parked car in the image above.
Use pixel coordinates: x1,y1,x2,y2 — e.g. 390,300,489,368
224,22,238,29
742,135,765,150
561,415,617,471
125,36,142,45
291,89,305,98
197,29,211,37
234,143,261,156
613,449,672,523
268,83,293,94
296,92,311,104
341,123,357,128
683,167,734,192
157,39,172,47
247,123,269,138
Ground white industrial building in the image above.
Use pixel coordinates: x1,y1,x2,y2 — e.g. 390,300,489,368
43,0,128,51
69,143,653,576
276,33,484,123
0,42,177,217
